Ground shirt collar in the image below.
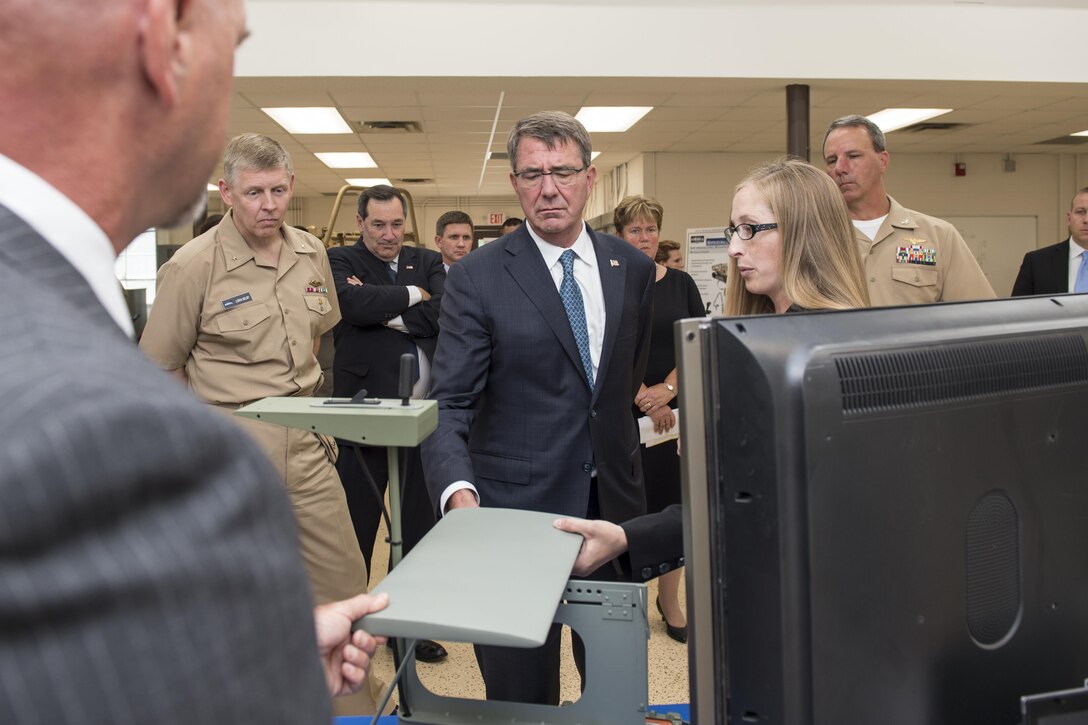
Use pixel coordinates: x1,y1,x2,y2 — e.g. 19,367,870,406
217,210,312,272
1069,237,1088,261
0,152,134,337
526,221,595,270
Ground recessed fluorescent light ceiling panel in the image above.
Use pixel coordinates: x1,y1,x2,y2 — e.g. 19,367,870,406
576,107,653,133
262,107,352,134
866,108,953,133
207,183,218,191
1072,130,1088,137
346,178,393,188
591,152,601,161
315,152,377,169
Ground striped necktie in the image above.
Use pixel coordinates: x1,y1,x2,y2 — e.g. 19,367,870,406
559,249,593,388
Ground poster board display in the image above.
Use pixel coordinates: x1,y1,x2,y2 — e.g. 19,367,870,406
686,226,730,315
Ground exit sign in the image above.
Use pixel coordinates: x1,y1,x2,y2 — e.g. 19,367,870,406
489,213,505,225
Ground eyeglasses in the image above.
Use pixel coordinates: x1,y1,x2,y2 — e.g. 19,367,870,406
513,167,586,188
724,222,778,242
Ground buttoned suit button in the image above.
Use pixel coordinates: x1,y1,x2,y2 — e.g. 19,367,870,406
581,463,593,472
678,557,685,567
659,563,671,574
641,567,653,580
590,409,598,418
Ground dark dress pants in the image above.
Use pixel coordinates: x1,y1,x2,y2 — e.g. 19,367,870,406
472,479,621,704
335,443,436,579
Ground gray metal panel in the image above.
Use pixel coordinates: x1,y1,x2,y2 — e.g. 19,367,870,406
676,317,715,725
234,396,437,446
360,508,582,648
398,581,650,725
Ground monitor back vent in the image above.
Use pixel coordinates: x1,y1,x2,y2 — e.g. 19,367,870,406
835,334,1088,416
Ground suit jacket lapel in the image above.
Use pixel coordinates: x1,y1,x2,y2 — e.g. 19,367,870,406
356,241,393,285
397,246,418,283
503,229,586,383
0,204,124,338
592,230,625,404
1055,240,1071,291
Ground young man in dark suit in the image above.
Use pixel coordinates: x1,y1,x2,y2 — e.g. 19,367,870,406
327,185,448,663
0,2,384,721
1012,187,1088,296
421,111,656,704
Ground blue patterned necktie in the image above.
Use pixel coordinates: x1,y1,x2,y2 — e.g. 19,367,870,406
1075,253,1088,293
387,261,397,283
559,249,594,388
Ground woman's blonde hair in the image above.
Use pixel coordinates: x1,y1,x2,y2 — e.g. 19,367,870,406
725,158,869,316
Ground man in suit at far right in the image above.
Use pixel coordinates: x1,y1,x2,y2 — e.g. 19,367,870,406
823,114,995,306
1011,187,1088,296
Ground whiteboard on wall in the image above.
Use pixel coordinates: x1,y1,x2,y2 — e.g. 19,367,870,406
944,216,1037,298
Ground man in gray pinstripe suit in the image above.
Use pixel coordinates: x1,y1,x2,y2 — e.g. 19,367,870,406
0,1,385,722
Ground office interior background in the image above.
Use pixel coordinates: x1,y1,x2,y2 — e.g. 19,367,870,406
117,0,1088,706
132,0,1088,307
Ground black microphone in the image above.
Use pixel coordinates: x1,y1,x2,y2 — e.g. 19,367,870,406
398,353,414,406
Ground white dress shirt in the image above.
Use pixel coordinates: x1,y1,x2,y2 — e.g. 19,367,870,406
0,153,134,337
527,221,606,382
1067,237,1088,293
386,254,430,397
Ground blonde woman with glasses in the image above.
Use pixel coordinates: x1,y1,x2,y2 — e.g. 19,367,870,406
726,157,869,315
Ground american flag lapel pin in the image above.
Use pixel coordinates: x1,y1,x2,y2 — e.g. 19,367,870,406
610,259,620,267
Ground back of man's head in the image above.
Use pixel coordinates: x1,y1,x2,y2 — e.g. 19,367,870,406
223,134,293,187
0,0,247,248
501,217,523,233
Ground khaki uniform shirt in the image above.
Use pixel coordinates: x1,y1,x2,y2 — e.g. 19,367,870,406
141,211,340,405
857,196,995,307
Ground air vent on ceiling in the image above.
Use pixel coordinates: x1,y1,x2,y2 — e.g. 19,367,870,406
355,120,422,134
900,122,971,133
396,178,434,184
1035,136,1088,146
489,152,509,161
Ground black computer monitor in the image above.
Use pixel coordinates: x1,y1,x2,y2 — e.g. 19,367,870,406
678,296,1088,725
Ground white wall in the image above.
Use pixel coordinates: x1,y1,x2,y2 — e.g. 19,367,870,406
241,1,1088,84
644,151,1086,251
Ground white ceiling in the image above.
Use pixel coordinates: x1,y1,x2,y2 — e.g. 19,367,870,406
221,76,1088,199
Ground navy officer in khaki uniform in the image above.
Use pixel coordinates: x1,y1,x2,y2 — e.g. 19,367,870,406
823,114,995,306
140,134,383,714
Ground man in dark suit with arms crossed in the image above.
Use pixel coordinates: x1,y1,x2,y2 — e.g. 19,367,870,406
421,111,656,704
1012,187,1088,296
328,184,448,663
0,1,384,722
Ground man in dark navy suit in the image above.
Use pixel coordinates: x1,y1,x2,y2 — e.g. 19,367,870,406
1012,187,1088,296
421,111,656,704
327,185,448,663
